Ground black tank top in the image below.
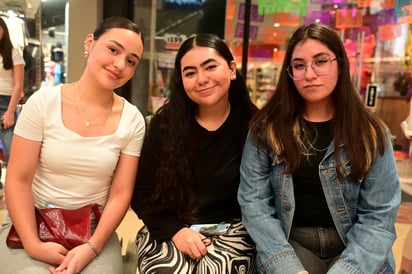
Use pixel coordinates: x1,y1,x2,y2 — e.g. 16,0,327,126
292,119,335,227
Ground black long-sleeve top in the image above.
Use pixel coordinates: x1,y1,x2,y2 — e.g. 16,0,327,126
131,104,251,241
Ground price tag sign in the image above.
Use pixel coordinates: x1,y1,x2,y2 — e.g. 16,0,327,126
365,84,379,109
164,34,187,50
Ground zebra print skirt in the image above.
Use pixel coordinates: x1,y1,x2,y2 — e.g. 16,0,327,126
136,220,257,274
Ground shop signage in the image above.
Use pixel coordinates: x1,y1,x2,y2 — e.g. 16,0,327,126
336,8,363,28
164,34,187,50
226,20,234,39
303,9,331,25
357,0,395,8
343,33,376,59
273,50,286,62
377,24,401,42
369,8,396,25
227,0,236,19
257,0,307,16
311,0,349,5
396,0,410,16
272,12,300,26
400,5,412,24
235,23,258,40
365,84,379,109
238,3,265,22
263,28,288,44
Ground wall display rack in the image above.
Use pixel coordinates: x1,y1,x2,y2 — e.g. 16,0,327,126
247,64,278,108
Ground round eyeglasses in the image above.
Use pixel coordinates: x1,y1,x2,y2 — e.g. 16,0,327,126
287,56,337,80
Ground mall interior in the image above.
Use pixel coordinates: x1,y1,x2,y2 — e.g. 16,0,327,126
0,0,412,273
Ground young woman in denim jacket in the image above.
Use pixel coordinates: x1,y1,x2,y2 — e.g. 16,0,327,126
238,23,401,274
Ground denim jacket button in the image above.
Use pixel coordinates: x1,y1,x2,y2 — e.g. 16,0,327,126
284,203,292,211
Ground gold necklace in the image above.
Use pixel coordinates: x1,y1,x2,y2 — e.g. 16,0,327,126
72,84,114,128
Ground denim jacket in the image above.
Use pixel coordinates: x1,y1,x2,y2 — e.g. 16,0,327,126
238,132,401,274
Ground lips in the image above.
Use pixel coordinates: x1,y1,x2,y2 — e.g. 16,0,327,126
106,68,120,80
198,87,212,93
198,84,217,94
304,84,321,89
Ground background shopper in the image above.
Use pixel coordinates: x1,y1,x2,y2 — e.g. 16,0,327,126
238,23,401,274
399,97,412,274
0,16,145,274
131,33,257,273
0,17,25,196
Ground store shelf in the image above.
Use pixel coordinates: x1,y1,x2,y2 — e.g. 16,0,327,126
247,66,278,108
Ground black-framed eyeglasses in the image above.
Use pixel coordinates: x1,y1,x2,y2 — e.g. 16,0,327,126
287,56,337,80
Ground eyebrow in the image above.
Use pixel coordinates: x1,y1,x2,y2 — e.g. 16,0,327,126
108,39,140,60
291,52,331,62
182,58,216,72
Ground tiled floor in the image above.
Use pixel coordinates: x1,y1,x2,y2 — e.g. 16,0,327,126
1,165,412,273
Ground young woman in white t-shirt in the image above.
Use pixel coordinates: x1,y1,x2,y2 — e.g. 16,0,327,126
0,16,146,274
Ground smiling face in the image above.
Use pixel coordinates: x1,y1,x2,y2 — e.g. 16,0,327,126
180,46,236,108
84,28,143,90
291,38,338,107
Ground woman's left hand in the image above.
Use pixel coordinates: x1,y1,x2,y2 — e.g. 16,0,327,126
1,111,15,129
47,243,97,274
172,227,209,260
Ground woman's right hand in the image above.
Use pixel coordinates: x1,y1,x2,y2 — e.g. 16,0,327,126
25,241,68,265
171,227,210,260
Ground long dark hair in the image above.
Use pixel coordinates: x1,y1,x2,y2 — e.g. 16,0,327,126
0,17,14,70
250,23,387,180
93,16,144,46
148,34,256,222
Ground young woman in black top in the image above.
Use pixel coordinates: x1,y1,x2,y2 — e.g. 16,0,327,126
131,33,257,273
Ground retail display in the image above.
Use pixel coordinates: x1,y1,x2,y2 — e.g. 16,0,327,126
247,66,278,108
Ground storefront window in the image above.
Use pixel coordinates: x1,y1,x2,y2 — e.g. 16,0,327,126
124,0,412,145
41,0,67,87
139,0,226,114
0,0,67,97
225,1,412,106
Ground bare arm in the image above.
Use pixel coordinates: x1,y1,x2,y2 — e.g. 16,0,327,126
5,135,68,264
2,64,24,129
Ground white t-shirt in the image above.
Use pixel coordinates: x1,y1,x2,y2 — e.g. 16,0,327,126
0,48,25,96
14,85,146,209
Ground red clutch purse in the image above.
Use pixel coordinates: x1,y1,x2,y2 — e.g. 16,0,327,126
6,203,101,250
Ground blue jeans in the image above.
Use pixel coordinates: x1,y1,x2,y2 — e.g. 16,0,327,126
288,226,345,274
0,95,16,163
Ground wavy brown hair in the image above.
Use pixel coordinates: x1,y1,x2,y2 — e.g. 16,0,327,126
250,24,387,180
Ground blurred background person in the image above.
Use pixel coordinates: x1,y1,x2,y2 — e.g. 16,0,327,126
0,16,25,196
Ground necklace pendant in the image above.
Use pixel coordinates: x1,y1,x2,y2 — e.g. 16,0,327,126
84,121,91,127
